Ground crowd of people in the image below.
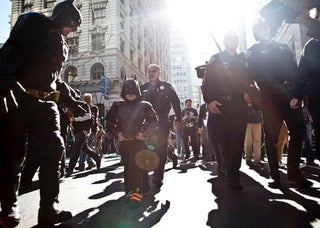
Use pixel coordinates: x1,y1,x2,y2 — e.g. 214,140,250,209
1,0,320,227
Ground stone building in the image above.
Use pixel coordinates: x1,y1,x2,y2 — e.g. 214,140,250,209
10,0,170,112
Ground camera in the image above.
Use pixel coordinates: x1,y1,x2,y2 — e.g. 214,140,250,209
195,64,206,79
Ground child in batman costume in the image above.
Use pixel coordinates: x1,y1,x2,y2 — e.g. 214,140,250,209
105,78,159,207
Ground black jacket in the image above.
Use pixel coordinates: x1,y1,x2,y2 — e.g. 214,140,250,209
105,100,158,139
203,51,251,104
141,81,181,122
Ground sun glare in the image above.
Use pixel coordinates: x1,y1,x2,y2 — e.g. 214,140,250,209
166,0,244,64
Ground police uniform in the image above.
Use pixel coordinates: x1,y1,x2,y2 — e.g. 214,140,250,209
203,50,251,189
141,81,181,185
0,0,83,226
247,40,310,186
292,38,320,162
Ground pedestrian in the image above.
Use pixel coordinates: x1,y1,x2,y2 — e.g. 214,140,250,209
181,98,199,160
203,30,254,190
198,103,214,162
244,93,263,167
105,78,159,207
141,64,181,188
302,99,319,167
246,20,312,188
75,93,99,171
66,92,101,177
277,122,289,168
0,0,85,226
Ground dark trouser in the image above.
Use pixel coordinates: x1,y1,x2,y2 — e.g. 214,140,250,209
0,94,65,212
119,140,149,194
208,112,224,168
67,131,100,172
309,99,320,160
182,126,199,158
262,94,305,180
152,119,170,183
211,99,247,184
304,122,314,163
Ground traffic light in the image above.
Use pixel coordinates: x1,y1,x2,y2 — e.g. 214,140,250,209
100,75,111,95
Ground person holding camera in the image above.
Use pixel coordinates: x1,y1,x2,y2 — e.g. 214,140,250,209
181,98,199,160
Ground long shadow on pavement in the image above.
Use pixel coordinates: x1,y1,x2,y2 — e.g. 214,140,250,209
53,160,170,228
206,169,320,228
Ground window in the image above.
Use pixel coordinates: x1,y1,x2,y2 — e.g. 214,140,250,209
91,63,105,80
91,33,105,53
64,66,78,83
120,37,125,53
92,6,106,25
66,37,79,55
22,0,33,12
44,0,55,9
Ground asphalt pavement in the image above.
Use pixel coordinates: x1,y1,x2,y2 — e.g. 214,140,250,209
15,154,320,228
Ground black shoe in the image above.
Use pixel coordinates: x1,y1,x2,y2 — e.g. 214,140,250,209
185,154,190,159
86,163,96,170
288,173,313,188
65,169,73,177
95,156,102,169
38,208,72,226
19,181,33,192
75,165,85,171
229,182,243,191
172,156,178,168
268,179,281,189
0,207,21,227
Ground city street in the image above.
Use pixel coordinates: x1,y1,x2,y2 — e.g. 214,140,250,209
16,154,320,228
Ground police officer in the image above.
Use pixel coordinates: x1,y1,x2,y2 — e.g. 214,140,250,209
181,98,199,160
203,31,252,190
290,36,320,165
246,20,312,188
0,0,86,226
141,64,181,188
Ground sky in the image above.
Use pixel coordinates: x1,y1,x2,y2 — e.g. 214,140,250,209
0,0,11,44
165,0,261,67
0,0,262,66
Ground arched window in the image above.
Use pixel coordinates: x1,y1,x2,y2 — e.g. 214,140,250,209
64,66,78,83
91,63,105,80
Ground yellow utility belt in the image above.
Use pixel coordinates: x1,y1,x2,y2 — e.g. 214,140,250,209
26,88,60,102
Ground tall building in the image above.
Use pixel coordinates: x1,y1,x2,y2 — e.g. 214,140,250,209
10,0,170,110
169,25,192,107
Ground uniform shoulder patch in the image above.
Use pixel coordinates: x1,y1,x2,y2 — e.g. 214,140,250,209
140,100,152,108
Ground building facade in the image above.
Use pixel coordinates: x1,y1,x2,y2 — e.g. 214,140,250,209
10,0,170,111
169,25,193,107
